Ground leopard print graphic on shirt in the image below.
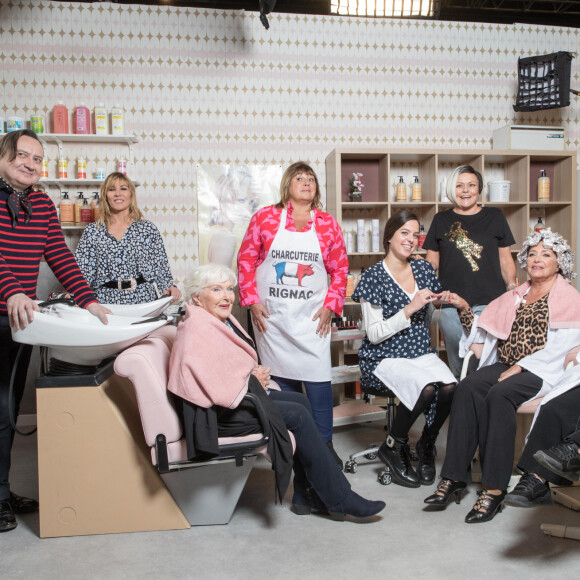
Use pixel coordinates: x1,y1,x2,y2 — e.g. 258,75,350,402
497,294,549,366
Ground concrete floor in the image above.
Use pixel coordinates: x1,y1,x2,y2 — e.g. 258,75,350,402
4,418,579,580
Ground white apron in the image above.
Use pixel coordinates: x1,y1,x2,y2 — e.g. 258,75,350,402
253,208,331,381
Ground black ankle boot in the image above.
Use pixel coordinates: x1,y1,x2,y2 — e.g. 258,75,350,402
416,428,437,486
378,435,420,488
327,491,386,521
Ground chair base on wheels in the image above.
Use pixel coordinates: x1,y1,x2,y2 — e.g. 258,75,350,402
343,389,397,485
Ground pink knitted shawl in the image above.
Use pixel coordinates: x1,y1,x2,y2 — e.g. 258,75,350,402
168,304,258,409
477,274,580,340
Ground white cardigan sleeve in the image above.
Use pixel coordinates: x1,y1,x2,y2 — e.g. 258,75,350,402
360,298,410,345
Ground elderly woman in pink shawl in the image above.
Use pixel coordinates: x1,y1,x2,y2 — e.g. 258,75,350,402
423,228,580,524
168,263,385,521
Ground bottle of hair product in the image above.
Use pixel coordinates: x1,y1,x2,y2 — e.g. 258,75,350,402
77,157,87,180
440,178,447,202
111,104,124,135
356,219,366,253
396,176,407,202
80,197,92,224
371,219,380,252
74,192,84,224
58,158,68,179
74,103,91,134
41,158,49,180
53,101,69,134
345,274,355,298
94,103,108,135
117,157,127,175
538,169,550,201
411,175,422,201
534,216,545,233
344,229,354,253
418,224,426,248
90,192,100,222
59,191,74,224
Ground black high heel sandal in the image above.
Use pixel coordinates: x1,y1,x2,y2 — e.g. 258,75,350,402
464,490,506,524
424,478,466,507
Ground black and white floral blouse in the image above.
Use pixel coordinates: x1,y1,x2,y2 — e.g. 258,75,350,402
75,219,175,304
352,259,442,389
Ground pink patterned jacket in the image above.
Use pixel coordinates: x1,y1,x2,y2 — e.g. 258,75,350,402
237,203,348,315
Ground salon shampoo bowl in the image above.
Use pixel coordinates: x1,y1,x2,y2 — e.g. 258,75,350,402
101,296,173,318
11,302,170,366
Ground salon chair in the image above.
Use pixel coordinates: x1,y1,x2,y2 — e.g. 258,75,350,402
114,325,291,526
343,384,398,485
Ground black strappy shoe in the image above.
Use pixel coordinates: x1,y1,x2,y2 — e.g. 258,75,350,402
465,490,506,523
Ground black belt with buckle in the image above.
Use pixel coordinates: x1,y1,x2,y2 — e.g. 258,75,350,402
102,274,147,290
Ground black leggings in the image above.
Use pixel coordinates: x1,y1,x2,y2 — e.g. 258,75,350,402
391,382,456,440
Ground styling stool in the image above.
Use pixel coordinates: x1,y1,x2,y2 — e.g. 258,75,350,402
344,386,397,485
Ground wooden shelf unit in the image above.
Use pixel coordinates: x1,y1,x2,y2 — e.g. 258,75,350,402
326,147,577,360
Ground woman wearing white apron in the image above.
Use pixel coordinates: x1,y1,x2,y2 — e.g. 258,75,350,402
352,210,457,488
237,162,348,467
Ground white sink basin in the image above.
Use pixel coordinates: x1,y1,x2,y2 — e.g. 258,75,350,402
11,302,170,366
101,296,173,318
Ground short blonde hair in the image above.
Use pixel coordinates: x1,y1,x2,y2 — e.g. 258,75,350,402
446,165,483,205
98,172,143,227
183,263,238,303
276,161,322,210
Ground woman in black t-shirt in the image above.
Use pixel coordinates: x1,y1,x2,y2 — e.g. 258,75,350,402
423,165,516,379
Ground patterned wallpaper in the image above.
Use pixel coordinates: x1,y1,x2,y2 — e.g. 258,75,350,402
1,0,579,285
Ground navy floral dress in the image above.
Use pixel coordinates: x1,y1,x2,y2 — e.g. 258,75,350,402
75,219,175,304
352,259,442,394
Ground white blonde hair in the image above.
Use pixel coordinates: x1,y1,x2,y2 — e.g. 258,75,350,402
183,263,238,302
446,165,484,205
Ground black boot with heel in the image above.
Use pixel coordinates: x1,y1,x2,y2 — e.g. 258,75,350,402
416,427,437,485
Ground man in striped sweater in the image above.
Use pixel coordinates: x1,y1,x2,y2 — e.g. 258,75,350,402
0,130,110,532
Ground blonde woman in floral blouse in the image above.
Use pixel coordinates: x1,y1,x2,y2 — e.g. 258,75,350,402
76,172,181,305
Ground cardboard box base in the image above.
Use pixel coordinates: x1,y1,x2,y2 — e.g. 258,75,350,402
37,375,189,538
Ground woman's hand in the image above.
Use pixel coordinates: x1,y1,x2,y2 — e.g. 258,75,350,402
313,307,333,337
164,286,182,303
250,302,270,333
498,364,522,382
403,288,437,318
434,291,470,313
252,365,271,389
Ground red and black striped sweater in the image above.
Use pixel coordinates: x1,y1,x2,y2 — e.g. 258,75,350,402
0,188,97,319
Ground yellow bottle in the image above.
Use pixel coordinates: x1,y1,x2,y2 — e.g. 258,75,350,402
412,176,422,201
538,169,550,201
396,176,407,202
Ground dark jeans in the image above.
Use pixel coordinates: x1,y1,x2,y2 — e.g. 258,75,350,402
268,390,350,507
517,385,580,485
441,362,542,491
0,325,33,501
270,376,333,443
